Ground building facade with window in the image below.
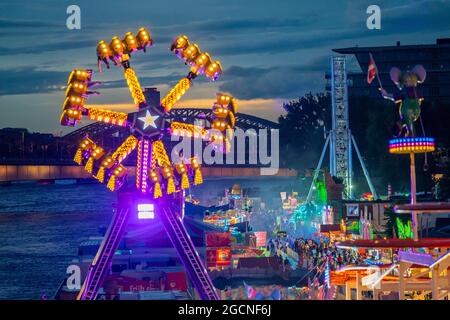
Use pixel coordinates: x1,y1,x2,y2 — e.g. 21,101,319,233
327,38,450,102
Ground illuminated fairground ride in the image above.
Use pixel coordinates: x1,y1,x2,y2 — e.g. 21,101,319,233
331,65,450,301
59,27,239,300
378,64,438,240
389,137,435,240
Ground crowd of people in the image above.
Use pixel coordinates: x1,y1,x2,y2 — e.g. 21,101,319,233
267,236,365,272
293,237,365,271
243,194,367,277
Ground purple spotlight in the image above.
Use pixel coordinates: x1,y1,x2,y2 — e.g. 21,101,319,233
137,203,154,219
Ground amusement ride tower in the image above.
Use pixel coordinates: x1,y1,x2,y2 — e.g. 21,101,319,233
59,28,238,300
307,56,378,202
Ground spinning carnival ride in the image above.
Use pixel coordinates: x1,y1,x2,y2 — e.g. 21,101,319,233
59,27,238,300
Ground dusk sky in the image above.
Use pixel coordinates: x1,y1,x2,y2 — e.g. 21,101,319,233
0,0,449,135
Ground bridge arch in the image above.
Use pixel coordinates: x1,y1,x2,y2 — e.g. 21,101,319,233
62,108,279,142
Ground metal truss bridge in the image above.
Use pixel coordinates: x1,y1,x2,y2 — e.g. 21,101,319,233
63,108,279,142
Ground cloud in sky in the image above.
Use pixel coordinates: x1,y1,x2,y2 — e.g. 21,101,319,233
0,67,67,95
0,0,449,132
218,59,329,99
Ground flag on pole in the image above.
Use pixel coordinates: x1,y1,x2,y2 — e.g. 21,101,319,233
367,53,377,84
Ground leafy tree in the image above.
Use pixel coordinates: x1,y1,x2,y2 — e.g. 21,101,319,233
278,92,331,173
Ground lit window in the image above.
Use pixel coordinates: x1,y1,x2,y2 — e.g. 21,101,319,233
137,203,154,219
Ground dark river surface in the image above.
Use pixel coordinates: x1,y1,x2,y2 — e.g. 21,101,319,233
0,183,113,300
0,177,295,299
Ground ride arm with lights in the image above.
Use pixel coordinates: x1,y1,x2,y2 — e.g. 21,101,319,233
61,102,131,127
160,77,192,113
170,122,208,139
169,94,238,153
206,94,237,152
160,35,222,113
96,27,153,71
96,28,153,106
73,135,138,191
123,65,146,106
60,69,98,127
60,68,133,128
86,107,130,126
143,140,203,199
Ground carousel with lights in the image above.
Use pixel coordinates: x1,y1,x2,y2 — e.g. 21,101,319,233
59,27,238,300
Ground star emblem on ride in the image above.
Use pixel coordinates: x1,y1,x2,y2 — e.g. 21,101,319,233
138,110,159,130
131,105,165,138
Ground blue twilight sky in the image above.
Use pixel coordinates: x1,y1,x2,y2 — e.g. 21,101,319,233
0,0,449,134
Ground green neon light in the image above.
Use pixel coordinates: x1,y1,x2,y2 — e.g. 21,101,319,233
396,217,413,239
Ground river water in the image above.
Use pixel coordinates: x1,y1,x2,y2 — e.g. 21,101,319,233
0,177,295,300
0,183,113,300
